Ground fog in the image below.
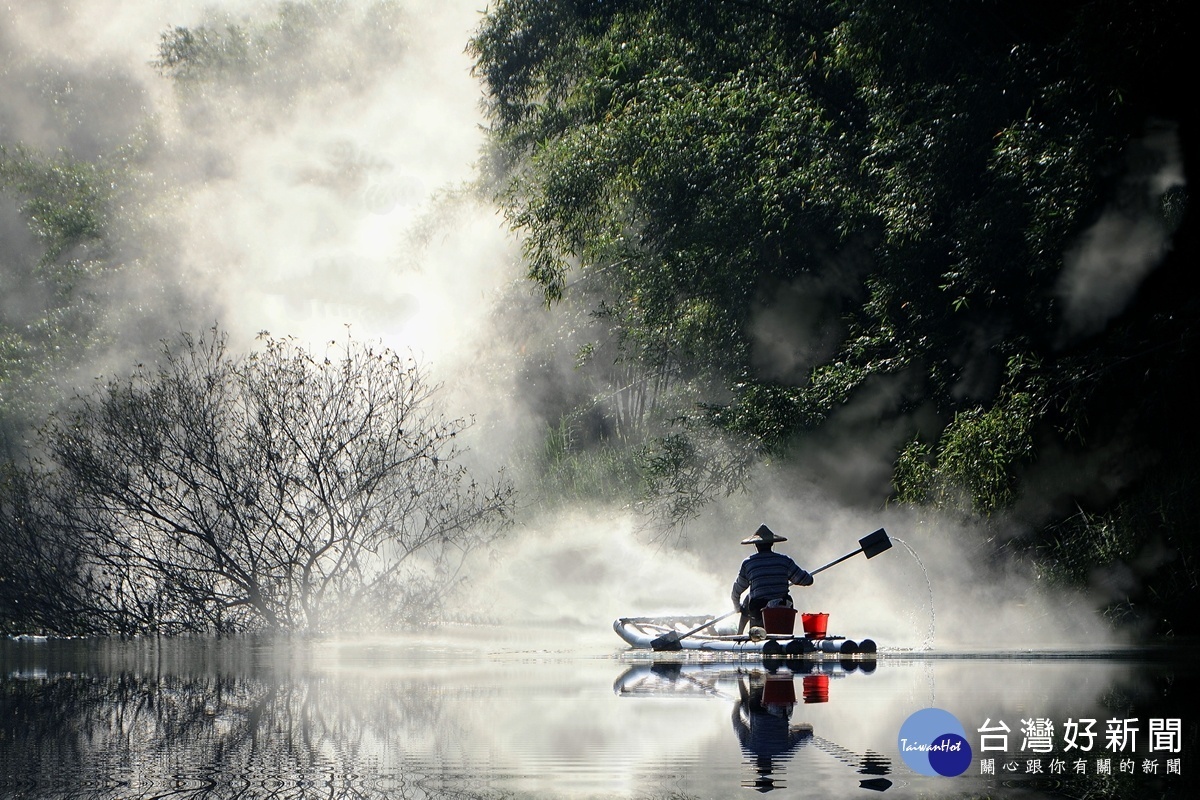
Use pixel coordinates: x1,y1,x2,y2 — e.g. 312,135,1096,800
2,0,1125,651
3,0,514,368
1057,121,1186,341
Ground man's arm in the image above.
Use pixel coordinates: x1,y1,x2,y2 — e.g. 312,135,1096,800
788,557,814,586
731,563,749,610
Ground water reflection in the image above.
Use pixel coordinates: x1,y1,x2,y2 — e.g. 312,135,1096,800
1,637,482,799
733,671,816,792
2,636,1195,799
614,659,892,792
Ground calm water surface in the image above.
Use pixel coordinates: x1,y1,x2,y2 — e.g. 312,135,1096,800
1,631,1195,799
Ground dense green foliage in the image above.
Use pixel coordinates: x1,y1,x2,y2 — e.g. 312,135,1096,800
472,0,1196,630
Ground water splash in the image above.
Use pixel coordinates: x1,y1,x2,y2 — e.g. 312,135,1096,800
892,537,935,650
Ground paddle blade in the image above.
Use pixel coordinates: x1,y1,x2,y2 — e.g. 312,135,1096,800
650,632,683,651
860,528,891,559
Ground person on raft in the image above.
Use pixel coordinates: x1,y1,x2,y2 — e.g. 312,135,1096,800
731,524,814,634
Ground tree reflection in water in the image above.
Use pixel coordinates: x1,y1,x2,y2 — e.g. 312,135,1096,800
0,638,500,799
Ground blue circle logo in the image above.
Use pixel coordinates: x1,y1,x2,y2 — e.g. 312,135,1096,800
898,708,973,776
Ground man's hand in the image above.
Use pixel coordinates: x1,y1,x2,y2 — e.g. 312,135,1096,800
797,570,814,587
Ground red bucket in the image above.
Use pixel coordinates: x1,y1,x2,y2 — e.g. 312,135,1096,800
801,612,829,639
761,606,797,635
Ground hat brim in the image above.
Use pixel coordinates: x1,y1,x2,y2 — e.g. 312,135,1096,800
741,534,787,544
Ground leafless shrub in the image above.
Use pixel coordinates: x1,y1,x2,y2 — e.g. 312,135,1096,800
42,328,513,633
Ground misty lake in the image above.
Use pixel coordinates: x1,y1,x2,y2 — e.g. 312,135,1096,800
2,632,1194,799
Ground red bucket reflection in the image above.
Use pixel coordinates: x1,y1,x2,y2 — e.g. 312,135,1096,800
802,674,829,703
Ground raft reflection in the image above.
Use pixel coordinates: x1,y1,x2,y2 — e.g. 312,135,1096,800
614,658,892,793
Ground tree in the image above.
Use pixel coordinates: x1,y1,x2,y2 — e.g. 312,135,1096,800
470,0,1193,510
0,462,94,635
41,330,514,633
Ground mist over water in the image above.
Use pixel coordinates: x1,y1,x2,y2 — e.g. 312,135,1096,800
1,0,1128,653
452,492,1118,654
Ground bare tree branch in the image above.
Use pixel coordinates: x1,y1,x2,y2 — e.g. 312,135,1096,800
37,329,514,633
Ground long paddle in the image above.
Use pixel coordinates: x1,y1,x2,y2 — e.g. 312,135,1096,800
809,527,892,575
650,610,739,651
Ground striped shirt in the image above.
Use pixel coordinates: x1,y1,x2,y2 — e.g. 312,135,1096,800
731,551,808,604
